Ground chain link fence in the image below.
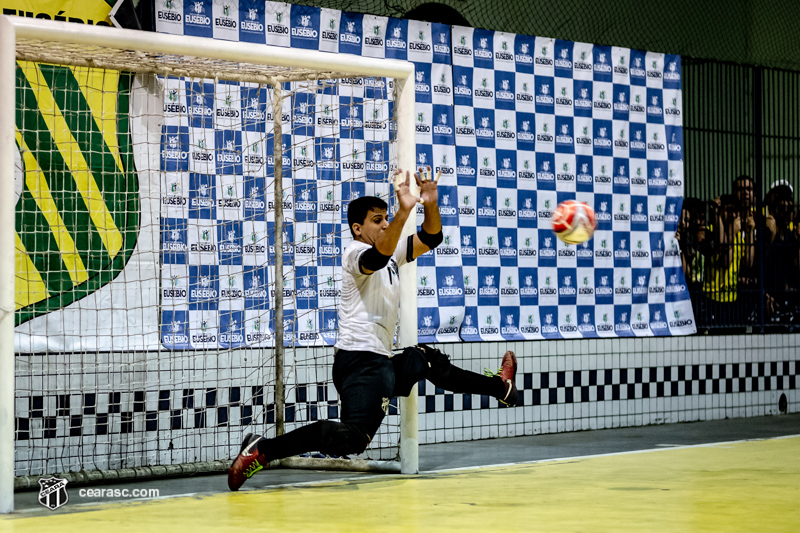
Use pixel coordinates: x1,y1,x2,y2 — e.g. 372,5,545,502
682,60,800,333
285,0,800,71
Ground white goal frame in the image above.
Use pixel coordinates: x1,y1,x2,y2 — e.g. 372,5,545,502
0,15,418,514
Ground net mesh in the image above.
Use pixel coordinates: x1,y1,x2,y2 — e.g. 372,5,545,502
13,40,401,479
15,37,366,84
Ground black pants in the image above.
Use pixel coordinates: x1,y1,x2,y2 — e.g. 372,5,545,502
259,346,505,461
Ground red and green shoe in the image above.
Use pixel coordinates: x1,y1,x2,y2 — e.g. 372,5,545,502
228,433,267,491
485,350,518,407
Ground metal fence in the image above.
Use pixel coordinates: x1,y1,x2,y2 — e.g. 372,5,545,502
682,59,800,333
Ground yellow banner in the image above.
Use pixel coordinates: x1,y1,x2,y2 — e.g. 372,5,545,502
0,0,112,26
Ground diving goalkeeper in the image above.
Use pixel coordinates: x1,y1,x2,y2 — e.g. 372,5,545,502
228,166,518,491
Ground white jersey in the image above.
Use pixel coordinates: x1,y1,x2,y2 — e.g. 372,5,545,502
335,237,413,356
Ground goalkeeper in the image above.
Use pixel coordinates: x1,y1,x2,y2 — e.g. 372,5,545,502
228,166,518,491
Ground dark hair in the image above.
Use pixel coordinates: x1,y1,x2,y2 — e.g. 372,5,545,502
682,197,703,215
720,194,737,208
347,196,388,237
768,185,793,209
733,174,753,187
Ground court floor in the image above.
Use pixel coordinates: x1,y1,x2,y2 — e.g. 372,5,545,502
3,416,800,531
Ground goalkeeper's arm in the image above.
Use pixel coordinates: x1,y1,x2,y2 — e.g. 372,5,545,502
410,166,443,259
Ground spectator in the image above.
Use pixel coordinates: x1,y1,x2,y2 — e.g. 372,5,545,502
676,197,706,291
795,203,800,240
766,180,796,233
732,175,758,323
764,185,799,326
699,194,747,328
733,174,756,216
677,197,707,324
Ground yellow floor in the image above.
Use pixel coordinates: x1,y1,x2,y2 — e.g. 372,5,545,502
3,436,799,532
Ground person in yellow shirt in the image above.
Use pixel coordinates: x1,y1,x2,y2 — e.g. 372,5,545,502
732,176,759,323
700,194,752,328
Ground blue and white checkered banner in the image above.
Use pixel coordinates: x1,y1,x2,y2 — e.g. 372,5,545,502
154,0,695,350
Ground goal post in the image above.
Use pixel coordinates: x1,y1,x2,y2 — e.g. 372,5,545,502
0,15,18,517
0,15,418,513
395,74,420,476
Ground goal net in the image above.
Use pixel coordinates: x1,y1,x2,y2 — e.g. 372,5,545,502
1,15,417,502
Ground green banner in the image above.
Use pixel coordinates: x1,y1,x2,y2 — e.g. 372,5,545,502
14,62,139,325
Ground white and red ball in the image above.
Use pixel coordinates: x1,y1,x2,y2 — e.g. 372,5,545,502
552,200,597,244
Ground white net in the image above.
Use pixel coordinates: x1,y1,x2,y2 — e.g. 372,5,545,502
12,38,402,481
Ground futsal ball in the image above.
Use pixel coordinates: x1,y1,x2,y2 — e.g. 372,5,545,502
552,200,597,245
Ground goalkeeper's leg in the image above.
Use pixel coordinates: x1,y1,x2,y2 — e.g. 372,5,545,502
394,345,518,407
227,420,375,491
228,350,392,491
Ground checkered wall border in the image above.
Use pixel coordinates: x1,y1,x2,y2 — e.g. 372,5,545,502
16,361,797,440
15,334,800,475
421,361,798,411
